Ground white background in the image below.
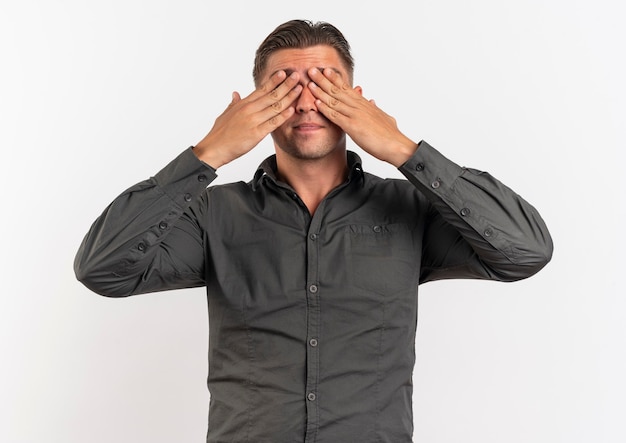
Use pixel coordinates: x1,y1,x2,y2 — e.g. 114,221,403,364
1,0,624,442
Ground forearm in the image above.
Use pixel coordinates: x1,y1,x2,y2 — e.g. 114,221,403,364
400,141,553,282
74,147,216,297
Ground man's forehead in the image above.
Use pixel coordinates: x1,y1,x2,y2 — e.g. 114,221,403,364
263,46,346,78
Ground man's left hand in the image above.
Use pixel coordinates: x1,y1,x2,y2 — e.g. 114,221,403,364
308,67,418,167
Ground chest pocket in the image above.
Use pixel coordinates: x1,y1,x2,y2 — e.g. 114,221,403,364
346,223,418,295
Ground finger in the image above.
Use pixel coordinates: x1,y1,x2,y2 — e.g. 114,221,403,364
240,81,302,136
309,68,352,96
245,71,300,117
227,91,241,107
245,70,289,103
308,81,345,114
262,105,296,132
231,72,300,131
257,70,300,100
308,68,363,116
313,96,346,128
262,70,289,93
264,71,301,106
250,71,302,121
259,83,302,119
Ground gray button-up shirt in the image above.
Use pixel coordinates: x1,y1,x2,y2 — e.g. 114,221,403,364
75,141,553,442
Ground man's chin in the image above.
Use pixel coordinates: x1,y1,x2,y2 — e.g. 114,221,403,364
273,132,346,161
277,144,341,161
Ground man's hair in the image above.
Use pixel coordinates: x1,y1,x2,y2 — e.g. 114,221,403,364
253,19,354,86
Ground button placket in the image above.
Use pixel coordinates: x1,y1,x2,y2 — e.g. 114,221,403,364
304,216,322,441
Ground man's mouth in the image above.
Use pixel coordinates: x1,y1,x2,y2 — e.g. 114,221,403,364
294,122,324,131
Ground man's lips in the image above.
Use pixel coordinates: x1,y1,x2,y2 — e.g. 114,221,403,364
294,122,324,131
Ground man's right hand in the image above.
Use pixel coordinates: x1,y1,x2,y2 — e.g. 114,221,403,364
193,70,302,169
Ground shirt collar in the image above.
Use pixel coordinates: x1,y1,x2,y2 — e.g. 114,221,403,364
251,151,364,190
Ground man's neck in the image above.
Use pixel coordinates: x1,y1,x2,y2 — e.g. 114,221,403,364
275,148,349,215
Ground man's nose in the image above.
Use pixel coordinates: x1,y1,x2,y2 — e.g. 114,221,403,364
296,83,318,114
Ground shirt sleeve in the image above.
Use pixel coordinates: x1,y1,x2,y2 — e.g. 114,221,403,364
74,147,217,297
398,141,553,283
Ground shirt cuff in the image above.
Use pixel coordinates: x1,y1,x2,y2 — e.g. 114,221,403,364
399,140,464,199
153,147,218,205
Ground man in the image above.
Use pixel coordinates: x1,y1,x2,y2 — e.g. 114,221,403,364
75,19,553,443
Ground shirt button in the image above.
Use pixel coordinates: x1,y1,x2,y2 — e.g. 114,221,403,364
373,225,382,233
415,162,425,171
307,392,316,401
431,180,441,189
184,193,192,202
158,221,168,230
137,242,146,252
309,233,318,241
309,284,318,294
484,228,493,237
309,338,318,347
460,208,470,217
197,174,207,182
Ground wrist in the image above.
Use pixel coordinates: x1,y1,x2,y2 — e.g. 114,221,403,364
388,138,419,168
193,139,228,170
